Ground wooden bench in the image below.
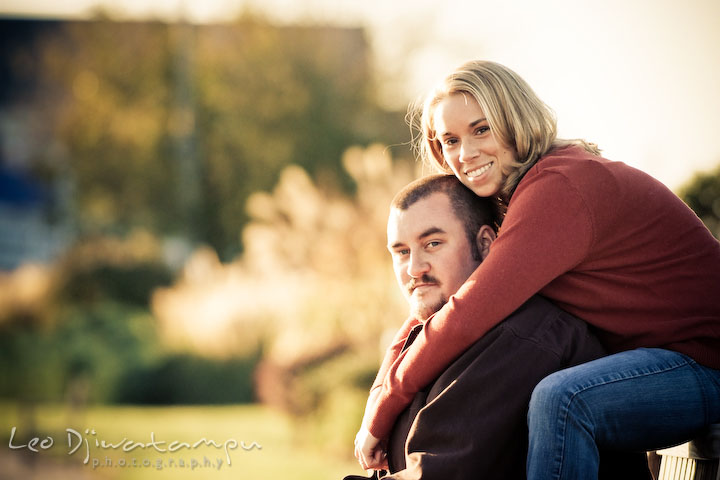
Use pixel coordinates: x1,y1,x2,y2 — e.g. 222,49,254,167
656,424,720,480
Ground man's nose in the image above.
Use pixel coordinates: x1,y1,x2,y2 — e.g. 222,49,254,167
407,252,429,278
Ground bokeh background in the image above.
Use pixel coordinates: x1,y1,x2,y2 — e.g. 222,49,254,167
1,1,719,479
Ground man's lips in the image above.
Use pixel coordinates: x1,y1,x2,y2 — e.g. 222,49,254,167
408,282,438,294
406,275,440,294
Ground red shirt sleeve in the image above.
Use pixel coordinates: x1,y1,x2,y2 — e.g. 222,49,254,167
370,315,423,393
363,316,422,427
366,168,596,439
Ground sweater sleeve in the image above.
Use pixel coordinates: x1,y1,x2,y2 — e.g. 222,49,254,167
366,169,596,439
362,315,422,429
370,315,423,393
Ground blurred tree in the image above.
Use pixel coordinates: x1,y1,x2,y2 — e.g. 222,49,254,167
37,19,176,234
678,162,720,239
18,14,408,260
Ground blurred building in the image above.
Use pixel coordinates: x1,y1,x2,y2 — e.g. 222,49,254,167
1,19,71,270
0,167,69,270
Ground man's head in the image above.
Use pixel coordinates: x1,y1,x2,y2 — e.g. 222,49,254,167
388,174,497,320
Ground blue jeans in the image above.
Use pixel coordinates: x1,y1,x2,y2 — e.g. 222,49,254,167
527,348,720,480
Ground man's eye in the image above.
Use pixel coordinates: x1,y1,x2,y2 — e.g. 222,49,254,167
427,241,441,249
398,249,410,256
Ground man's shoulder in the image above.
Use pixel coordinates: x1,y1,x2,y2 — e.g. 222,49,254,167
500,295,584,339
498,295,602,361
511,294,563,316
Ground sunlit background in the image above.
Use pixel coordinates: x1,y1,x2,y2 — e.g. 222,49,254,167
1,1,719,479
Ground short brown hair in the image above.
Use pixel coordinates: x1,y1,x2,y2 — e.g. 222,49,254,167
391,174,497,260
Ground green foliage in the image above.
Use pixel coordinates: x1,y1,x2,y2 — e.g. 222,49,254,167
55,303,161,403
678,163,720,238
0,325,63,401
0,301,160,403
59,262,173,307
40,20,177,233
116,352,258,405
0,300,261,405
0,232,261,405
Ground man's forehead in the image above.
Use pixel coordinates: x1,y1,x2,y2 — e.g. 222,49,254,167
387,193,458,242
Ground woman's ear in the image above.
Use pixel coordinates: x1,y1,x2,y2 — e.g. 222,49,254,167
476,224,497,261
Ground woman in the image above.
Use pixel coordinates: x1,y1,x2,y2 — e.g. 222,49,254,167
355,60,720,479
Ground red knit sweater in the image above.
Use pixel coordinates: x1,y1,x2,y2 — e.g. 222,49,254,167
367,145,720,439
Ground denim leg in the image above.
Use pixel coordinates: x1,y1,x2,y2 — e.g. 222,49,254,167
527,348,720,480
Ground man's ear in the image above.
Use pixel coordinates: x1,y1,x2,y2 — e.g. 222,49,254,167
476,225,496,261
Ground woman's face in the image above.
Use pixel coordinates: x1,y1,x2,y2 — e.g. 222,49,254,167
432,93,517,197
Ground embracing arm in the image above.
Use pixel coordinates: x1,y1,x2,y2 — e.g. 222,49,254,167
365,170,596,439
355,315,422,470
370,316,423,396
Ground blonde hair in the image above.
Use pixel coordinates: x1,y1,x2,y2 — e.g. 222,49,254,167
409,60,600,197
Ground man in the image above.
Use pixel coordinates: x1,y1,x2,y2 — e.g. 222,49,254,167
349,174,648,479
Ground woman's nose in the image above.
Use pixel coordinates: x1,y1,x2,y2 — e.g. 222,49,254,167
459,140,477,163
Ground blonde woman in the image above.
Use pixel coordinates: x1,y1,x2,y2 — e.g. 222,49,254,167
355,60,720,479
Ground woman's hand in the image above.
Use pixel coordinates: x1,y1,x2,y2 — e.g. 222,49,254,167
354,425,388,470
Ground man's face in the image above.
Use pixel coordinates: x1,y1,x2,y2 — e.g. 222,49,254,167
387,192,482,320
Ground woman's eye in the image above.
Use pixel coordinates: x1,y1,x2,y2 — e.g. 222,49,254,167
475,126,490,135
443,138,458,146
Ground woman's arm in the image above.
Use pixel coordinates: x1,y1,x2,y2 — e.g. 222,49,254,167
355,316,422,469
365,169,596,439
369,316,423,395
